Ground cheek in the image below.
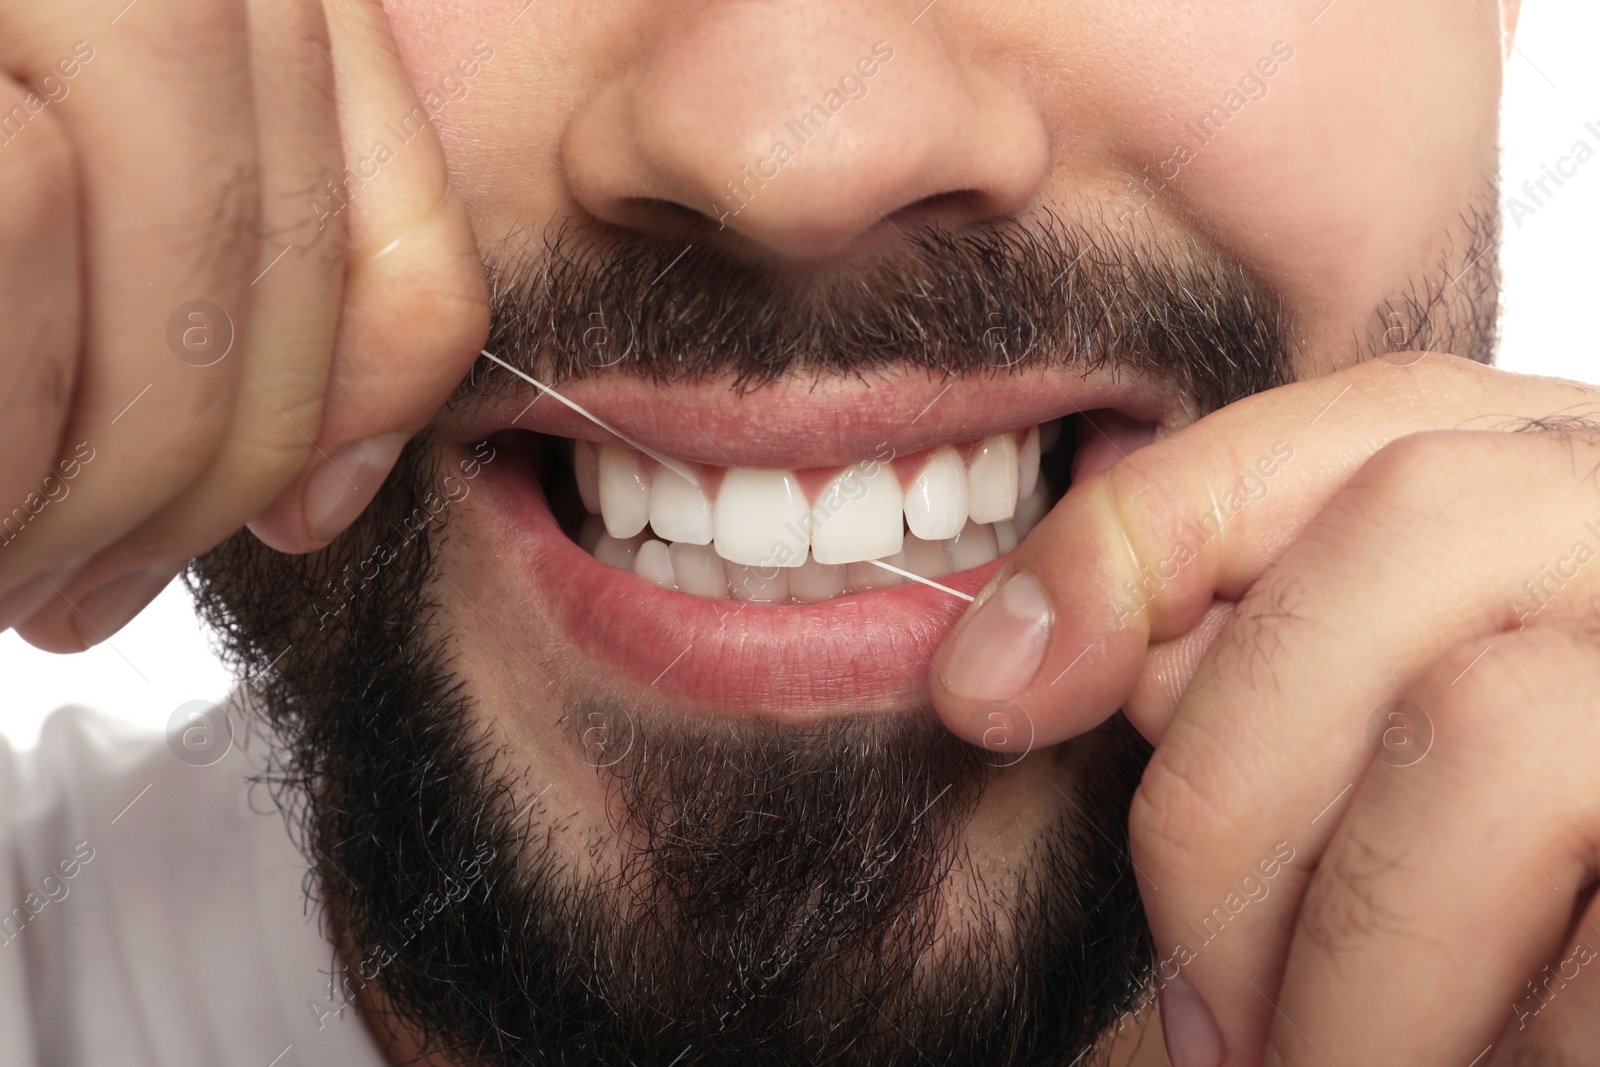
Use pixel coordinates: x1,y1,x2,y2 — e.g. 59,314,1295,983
1038,1,1499,334
1176,6,1497,320
426,511,620,877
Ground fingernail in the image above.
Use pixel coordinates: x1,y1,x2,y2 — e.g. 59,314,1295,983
935,569,1052,700
0,563,83,632
303,433,408,544
1160,974,1225,1067
72,561,182,646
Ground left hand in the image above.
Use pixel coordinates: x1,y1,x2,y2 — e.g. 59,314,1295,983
928,353,1600,1064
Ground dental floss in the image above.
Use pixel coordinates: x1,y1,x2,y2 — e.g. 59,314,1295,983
481,350,703,487
486,349,975,604
865,559,976,602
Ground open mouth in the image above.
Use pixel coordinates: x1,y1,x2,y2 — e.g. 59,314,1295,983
449,371,1165,713
549,420,1068,603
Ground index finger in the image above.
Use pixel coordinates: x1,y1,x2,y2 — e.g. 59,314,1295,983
925,353,1594,748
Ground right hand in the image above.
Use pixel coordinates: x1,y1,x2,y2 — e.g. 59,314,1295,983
0,0,489,651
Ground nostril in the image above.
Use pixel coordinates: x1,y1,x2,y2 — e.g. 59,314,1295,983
617,187,1000,257
891,188,989,227
608,197,711,241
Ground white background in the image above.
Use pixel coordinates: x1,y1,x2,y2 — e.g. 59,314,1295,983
2,3,1597,749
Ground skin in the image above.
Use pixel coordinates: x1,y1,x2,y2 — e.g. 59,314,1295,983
8,0,1599,1064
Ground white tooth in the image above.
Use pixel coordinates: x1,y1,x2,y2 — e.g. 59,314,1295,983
903,447,968,541
671,543,730,598
599,444,651,538
714,469,810,568
727,562,789,603
946,520,999,571
1014,482,1051,539
1018,425,1041,503
967,434,1019,524
593,532,644,570
811,461,904,565
993,520,1018,554
633,539,677,589
574,440,602,515
578,513,606,553
790,553,849,603
848,551,906,592
902,534,952,579
649,466,714,545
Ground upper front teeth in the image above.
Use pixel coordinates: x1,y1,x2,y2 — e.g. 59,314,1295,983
575,424,1047,569
811,461,904,565
648,466,714,545
903,446,967,541
966,432,1020,524
714,468,810,567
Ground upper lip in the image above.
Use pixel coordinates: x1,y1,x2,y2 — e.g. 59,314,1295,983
442,362,1187,466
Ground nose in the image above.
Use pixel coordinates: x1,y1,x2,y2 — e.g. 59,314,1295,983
563,4,1050,261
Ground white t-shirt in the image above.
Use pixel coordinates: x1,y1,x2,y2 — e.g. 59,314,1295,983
0,704,387,1066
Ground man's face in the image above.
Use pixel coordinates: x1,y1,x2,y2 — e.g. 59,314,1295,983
192,3,1503,1064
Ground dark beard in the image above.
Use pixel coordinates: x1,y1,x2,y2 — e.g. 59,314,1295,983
190,443,1155,1066
187,201,1497,1065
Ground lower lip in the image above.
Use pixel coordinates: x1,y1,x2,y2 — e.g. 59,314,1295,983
471,442,1003,715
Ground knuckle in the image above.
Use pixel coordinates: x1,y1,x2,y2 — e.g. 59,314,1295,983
138,0,250,66
1344,348,1487,388
1105,435,1226,588
421,270,492,361
102,389,232,510
1387,628,1600,875
360,265,490,372
249,1,341,245
163,371,240,444
191,158,265,287
236,379,325,475
1409,627,1600,756
1129,727,1248,876
0,108,76,239
259,0,333,55
1199,570,1311,696
1345,430,1494,525
1,346,77,493
269,177,348,271
1293,828,1411,957
234,412,320,487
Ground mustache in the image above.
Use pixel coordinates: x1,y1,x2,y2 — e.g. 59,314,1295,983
471,213,1298,413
